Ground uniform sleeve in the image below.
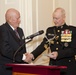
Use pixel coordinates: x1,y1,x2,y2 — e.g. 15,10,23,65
31,29,49,59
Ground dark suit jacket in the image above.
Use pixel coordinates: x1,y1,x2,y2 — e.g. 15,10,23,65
0,22,26,75
0,22,26,64
32,23,76,75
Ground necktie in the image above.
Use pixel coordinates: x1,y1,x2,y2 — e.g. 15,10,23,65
14,29,20,39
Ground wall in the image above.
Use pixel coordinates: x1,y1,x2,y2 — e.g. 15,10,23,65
0,0,76,65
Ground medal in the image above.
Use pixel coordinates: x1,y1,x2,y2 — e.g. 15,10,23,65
64,43,69,47
61,29,72,42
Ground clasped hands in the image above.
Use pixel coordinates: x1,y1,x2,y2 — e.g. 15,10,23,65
23,51,58,63
23,53,34,63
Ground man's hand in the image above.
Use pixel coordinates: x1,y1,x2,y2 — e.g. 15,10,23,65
24,53,34,63
47,51,58,60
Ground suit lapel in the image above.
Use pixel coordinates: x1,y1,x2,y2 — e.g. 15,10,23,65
5,23,21,44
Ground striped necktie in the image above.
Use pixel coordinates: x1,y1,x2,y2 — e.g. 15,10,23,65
14,29,20,39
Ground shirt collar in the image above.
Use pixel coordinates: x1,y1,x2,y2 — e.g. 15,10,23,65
9,24,16,30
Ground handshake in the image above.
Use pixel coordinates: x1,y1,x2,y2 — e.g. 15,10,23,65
23,53,34,64
23,51,58,64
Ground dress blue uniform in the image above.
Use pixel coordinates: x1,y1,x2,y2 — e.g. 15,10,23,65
32,23,76,75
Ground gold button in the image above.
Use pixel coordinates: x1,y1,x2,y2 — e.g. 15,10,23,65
56,48,58,50
56,42,59,44
55,36,59,40
57,30,60,32
69,60,71,62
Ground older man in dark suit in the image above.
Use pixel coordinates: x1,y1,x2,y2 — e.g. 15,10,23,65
0,8,31,75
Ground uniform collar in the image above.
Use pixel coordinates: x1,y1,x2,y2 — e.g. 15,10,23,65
55,23,67,29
